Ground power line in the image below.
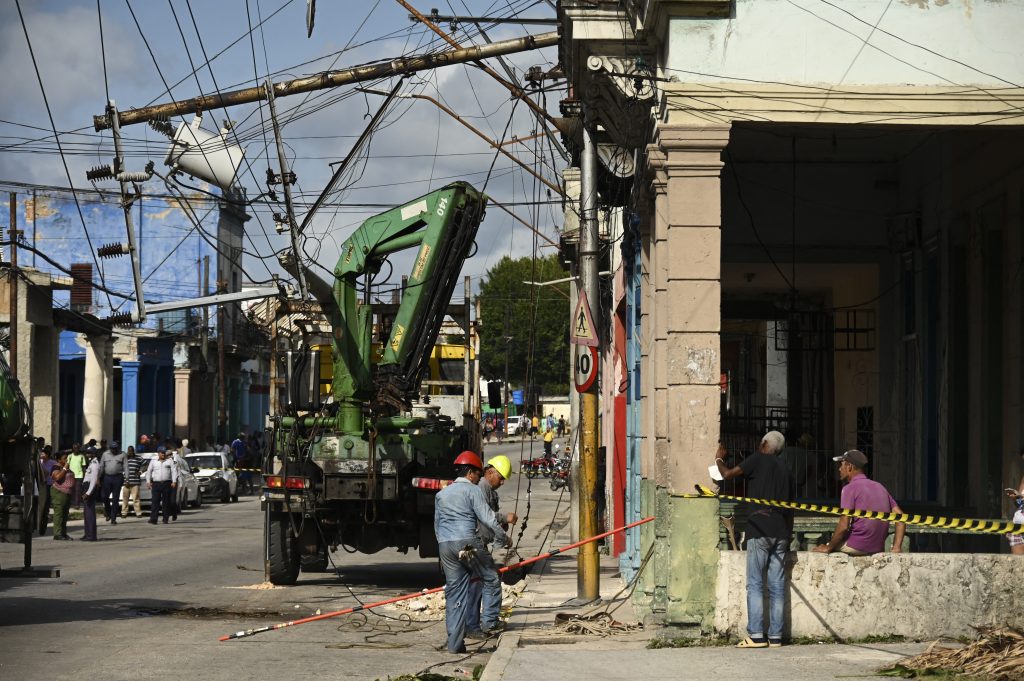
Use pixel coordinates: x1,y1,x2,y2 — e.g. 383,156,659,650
14,0,113,308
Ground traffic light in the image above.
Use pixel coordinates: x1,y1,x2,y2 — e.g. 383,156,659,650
487,381,503,410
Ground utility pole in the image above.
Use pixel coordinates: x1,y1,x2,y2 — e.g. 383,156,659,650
93,32,558,131
8,192,19,381
265,78,307,300
577,122,600,602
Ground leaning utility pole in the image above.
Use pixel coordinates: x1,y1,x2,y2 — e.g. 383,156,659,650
92,32,558,131
577,123,600,601
8,192,19,381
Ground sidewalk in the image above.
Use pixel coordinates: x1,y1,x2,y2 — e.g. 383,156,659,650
484,554,928,681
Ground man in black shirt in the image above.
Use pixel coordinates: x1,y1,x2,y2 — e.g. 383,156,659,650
715,430,794,648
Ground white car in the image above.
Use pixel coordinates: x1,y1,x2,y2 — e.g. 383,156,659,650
506,415,527,436
186,452,238,503
138,453,202,510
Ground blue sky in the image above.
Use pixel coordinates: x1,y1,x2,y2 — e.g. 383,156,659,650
0,0,561,313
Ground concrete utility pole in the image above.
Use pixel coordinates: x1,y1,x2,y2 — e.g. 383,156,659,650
93,32,558,131
8,192,18,381
577,123,600,601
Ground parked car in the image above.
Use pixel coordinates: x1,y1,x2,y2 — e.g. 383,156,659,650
506,415,527,436
186,451,238,503
138,453,201,510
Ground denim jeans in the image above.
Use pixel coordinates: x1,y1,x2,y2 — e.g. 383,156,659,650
439,537,502,651
745,536,788,640
465,544,501,633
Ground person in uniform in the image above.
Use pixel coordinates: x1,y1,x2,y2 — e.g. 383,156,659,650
434,451,510,653
466,455,518,638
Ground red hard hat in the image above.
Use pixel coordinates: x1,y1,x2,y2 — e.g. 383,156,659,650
453,451,483,469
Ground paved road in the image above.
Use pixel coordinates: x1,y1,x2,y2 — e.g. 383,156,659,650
0,438,570,681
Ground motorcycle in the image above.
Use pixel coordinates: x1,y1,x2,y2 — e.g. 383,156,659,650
549,467,568,490
521,456,552,478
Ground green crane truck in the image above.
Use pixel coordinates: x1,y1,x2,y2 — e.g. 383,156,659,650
263,181,486,585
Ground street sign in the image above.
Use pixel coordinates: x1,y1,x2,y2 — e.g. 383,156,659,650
574,345,598,393
571,289,599,347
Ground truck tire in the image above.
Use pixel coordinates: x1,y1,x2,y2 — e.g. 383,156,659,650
267,512,300,585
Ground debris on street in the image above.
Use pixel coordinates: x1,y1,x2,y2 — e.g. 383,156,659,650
880,626,1024,680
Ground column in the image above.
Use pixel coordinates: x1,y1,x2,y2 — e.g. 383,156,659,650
654,125,730,628
121,361,140,452
82,334,108,444
174,368,191,440
102,337,114,441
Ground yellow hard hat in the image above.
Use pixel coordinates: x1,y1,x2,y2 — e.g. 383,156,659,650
487,455,512,480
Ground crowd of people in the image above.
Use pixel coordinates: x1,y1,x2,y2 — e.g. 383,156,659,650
29,431,265,542
482,411,567,444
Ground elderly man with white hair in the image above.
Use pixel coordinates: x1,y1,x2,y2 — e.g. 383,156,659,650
715,430,794,648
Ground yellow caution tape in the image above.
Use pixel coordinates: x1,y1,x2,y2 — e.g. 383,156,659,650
684,485,1024,536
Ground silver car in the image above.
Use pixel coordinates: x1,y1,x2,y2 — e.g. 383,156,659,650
138,453,202,509
186,452,238,503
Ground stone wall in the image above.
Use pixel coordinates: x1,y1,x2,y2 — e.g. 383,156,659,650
715,551,1024,639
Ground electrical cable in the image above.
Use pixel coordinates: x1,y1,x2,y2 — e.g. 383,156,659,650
14,0,113,310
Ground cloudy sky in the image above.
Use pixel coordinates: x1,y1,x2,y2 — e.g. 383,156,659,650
0,0,562,314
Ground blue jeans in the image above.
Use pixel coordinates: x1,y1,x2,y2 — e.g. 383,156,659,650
465,544,501,633
439,538,502,651
745,537,788,640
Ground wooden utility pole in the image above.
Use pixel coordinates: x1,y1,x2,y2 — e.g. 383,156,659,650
93,32,558,131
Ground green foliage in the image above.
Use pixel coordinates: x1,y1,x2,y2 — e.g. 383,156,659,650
478,254,570,395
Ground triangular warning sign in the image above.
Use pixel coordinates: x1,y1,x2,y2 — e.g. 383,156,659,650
571,289,599,347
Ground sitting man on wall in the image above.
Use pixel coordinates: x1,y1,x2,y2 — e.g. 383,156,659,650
813,449,906,555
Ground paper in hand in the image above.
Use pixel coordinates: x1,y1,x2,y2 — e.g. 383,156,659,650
708,464,723,482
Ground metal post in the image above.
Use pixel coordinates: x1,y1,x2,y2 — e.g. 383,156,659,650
265,80,308,300
218,302,227,442
577,123,600,601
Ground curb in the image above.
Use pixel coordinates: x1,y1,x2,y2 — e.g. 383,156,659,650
479,632,520,681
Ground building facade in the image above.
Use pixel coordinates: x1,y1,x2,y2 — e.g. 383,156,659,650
560,0,1024,628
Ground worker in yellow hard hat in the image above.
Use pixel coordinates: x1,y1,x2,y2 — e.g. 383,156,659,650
465,454,518,638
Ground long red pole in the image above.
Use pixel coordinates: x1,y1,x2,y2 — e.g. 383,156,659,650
219,515,655,641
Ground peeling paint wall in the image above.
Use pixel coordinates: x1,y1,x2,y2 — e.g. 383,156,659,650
715,550,1024,638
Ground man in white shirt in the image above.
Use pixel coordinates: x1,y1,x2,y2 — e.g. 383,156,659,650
145,450,179,525
81,453,101,541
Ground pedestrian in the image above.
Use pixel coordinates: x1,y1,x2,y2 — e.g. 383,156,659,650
1005,448,1024,556
137,433,150,454
434,451,510,653
466,455,518,638
543,428,554,460
812,449,906,556
714,431,794,648
546,413,555,433
145,449,178,525
99,441,126,524
530,414,539,439
81,450,101,541
67,442,87,507
232,432,250,494
495,416,505,444
49,452,75,541
557,416,565,437
121,446,143,518
36,446,58,536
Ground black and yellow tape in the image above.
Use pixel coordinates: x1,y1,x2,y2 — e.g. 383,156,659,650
683,485,1024,536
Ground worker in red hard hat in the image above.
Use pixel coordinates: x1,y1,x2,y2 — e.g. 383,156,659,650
434,450,510,653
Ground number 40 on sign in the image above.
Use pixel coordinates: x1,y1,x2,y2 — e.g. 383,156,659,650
574,345,598,393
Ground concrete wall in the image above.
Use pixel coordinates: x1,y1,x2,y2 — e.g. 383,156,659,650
667,0,1024,88
715,550,1024,639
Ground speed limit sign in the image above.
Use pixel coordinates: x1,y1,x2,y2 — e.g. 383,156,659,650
574,345,598,393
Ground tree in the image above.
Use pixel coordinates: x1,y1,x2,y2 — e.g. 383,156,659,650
478,254,570,396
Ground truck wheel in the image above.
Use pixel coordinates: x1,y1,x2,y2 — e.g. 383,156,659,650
267,512,300,585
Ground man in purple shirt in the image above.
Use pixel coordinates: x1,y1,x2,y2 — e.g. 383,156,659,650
814,449,906,555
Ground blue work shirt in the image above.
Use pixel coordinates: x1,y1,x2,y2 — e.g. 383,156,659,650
434,477,508,546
